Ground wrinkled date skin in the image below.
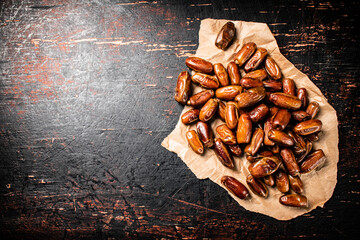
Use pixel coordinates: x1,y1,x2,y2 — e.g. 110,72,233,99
196,121,214,148
289,175,304,194
293,119,322,136
227,61,241,85
174,71,192,105
272,109,291,131
187,89,214,107
214,63,230,87
244,48,267,72
221,176,249,199
265,56,281,80
181,109,200,125
292,110,311,122
215,85,243,101
279,194,308,208
215,22,236,50
280,148,300,176
218,101,226,121
282,78,296,96
297,88,308,109
248,103,269,123
225,101,239,130
269,92,302,110
287,130,306,156
186,130,204,155
263,80,283,92
263,174,275,187
245,128,264,156
306,101,320,119
264,117,275,146
236,87,266,108
268,129,294,147
234,42,257,67
240,77,263,88
276,170,290,193
296,140,313,163
306,132,321,142
214,138,235,169
246,150,273,163
228,144,242,156
243,69,268,81
199,98,219,122
191,73,219,89
248,155,281,178
216,124,237,145
300,149,326,173
237,113,252,144
246,174,268,198
185,57,213,74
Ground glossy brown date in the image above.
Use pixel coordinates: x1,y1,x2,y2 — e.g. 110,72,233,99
297,88,308,109
282,78,296,96
187,89,214,107
293,119,322,136
216,124,237,145
199,98,219,122
174,71,192,105
286,130,306,156
268,129,294,147
196,121,214,148
243,69,268,81
306,101,320,119
300,149,326,173
245,128,264,156
240,77,263,88
276,170,290,193
272,109,291,131
234,42,257,67
235,87,266,108
292,110,311,122
279,194,308,208
264,56,281,80
191,73,219,89
215,85,243,101
215,22,236,50
236,113,252,144
264,117,275,146
248,155,281,178
296,140,313,163
269,92,302,110
246,174,268,198
244,48,267,72
288,175,304,194
263,80,282,92
227,61,241,85
280,148,300,176
263,174,275,187
186,130,204,155
221,176,249,199
214,63,229,87
225,101,239,130
218,101,226,121
214,138,235,169
248,103,269,123
185,57,213,74
228,144,242,156
246,150,273,163
306,131,320,142
181,109,200,125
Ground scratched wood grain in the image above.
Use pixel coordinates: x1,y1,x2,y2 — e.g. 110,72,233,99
0,0,359,239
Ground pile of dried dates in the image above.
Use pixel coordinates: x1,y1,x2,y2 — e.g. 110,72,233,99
174,22,326,208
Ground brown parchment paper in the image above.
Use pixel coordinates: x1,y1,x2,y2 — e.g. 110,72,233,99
161,19,339,220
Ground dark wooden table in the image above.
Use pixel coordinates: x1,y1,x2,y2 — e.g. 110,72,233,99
1,0,359,239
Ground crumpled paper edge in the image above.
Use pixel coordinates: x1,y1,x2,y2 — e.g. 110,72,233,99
162,19,338,220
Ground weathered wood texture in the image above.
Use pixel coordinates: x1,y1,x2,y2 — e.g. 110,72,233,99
0,0,359,239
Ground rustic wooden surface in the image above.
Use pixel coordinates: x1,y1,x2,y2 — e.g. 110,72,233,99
0,0,359,239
